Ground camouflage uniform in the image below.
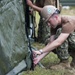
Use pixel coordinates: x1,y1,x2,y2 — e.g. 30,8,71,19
55,28,75,65
38,17,50,43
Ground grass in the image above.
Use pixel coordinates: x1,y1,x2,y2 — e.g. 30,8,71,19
19,42,74,75
20,67,68,75
61,6,75,16
19,50,74,75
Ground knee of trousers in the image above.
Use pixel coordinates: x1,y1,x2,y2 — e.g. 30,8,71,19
56,39,69,60
55,28,69,60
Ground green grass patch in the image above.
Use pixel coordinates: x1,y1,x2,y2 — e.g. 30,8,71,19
61,6,75,16
19,42,74,75
21,67,66,75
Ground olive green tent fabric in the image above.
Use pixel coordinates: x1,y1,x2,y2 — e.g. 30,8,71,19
0,0,31,75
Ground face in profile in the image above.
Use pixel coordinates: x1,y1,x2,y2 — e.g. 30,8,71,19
47,15,59,28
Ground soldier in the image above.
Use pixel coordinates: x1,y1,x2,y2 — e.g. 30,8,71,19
26,0,75,69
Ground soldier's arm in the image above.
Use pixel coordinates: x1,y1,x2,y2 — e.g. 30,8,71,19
33,33,70,55
42,33,70,53
26,0,42,12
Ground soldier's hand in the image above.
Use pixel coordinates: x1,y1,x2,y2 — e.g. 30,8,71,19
26,0,33,7
33,56,40,65
33,50,41,55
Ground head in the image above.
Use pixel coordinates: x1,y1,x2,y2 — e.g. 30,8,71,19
41,5,61,28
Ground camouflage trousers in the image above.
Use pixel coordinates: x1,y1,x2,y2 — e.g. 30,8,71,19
55,28,75,60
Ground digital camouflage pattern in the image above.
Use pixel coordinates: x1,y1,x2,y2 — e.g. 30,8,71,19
55,28,75,68
55,28,69,60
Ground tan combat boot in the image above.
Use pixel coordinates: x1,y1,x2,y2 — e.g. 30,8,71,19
50,59,71,70
70,53,75,69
